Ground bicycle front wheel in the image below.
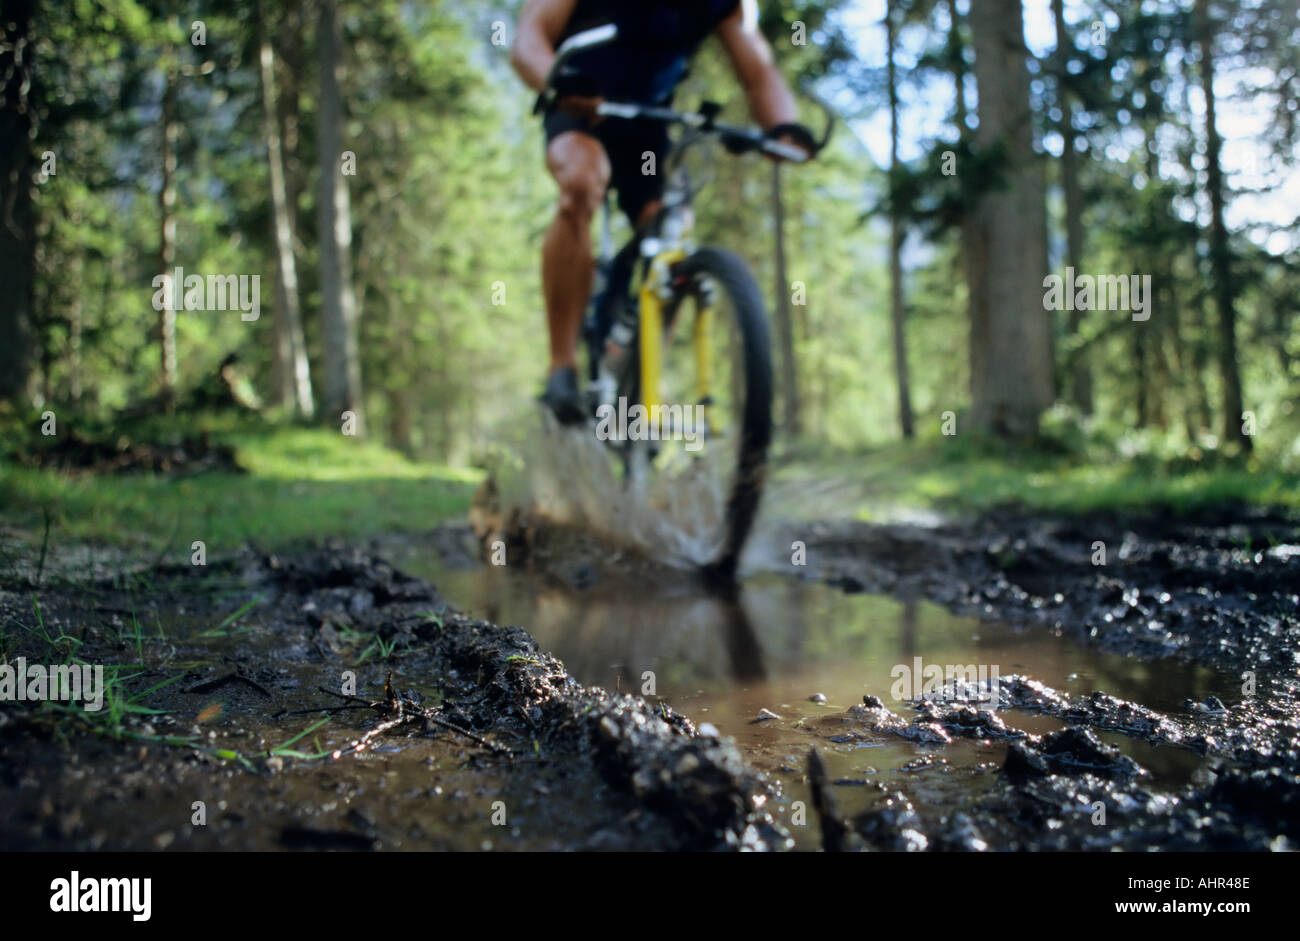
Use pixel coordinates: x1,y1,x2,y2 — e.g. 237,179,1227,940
624,246,774,578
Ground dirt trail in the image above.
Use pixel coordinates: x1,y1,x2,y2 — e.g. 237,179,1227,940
1,505,1296,851
792,507,1299,672
0,546,784,850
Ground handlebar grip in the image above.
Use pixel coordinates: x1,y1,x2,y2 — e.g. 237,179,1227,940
765,122,820,158
763,139,811,163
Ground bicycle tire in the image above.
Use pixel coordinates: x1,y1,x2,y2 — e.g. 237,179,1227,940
669,247,774,579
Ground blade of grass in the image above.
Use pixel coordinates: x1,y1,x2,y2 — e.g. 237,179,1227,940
271,716,331,756
201,594,263,637
126,672,186,704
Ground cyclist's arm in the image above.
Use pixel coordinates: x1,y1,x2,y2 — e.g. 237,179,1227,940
510,0,578,92
716,0,800,132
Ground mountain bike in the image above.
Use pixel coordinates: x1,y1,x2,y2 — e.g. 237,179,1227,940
540,25,831,581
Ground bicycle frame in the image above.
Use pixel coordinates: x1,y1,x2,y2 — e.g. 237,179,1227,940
599,100,802,439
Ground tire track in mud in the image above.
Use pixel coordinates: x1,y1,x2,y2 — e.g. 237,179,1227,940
0,546,790,851
257,549,789,850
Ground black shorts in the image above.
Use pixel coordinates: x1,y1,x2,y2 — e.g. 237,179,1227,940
544,109,670,225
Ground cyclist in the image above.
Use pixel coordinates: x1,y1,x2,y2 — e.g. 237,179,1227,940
511,0,816,424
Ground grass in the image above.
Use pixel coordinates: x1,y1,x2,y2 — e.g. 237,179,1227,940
3,407,1294,566
269,717,334,760
196,595,263,638
0,411,481,553
774,438,1300,520
356,633,399,664
6,595,337,768
10,609,199,751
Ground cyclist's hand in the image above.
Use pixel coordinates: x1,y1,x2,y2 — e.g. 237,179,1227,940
556,94,605,125
764,123,818,163
768,134,810,163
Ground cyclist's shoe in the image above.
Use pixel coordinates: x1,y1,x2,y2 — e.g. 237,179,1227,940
539,366,587,425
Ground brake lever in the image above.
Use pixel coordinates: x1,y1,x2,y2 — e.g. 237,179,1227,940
763,138,811,163
797,81,837,153
596,102,641,120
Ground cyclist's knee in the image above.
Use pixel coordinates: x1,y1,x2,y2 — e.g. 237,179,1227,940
548,134,608,222
556,167,606,221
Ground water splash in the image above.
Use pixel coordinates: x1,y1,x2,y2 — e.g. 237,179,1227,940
488,412,732,569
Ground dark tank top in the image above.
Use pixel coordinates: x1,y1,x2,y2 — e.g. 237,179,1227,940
556,0,741,104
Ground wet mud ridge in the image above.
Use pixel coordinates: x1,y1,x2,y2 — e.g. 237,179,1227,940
787,508,1300,851
801,508,1299,672
0,547,786,851
810,675,1299,851
259,550,786,849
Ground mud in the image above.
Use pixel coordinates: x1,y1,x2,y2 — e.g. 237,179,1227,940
443,502,1300,852
2,503,1297,852
795,508,1299,673
0,547,784,851
774,507,1300,851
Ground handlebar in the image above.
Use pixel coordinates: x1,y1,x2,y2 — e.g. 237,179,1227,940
533,23,834,164
595,101,816,163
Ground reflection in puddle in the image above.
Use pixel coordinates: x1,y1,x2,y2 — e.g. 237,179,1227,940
395,552,1233,849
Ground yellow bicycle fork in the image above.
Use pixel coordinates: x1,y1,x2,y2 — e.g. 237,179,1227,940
636,250,719,435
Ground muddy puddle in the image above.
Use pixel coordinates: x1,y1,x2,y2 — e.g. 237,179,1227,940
387,546,1235,850
3,499,1296,852
1,546,787,852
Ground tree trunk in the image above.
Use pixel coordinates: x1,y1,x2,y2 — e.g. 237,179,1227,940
387,386,413,456
1166,275,1199,444
0,0,35,404
1052,0,1092,414
967,0,1054,437
158,66,180,407
1195,0,1250,452
1143,127,1171,431
279,0,305,232
317,0,366,433
947,0,980,429
770,162,801,438
1176,123,1215,437
886,0,914,439
1189,286,1214,433
259,27,314,418
1135,324,1149,427
67,254,84,406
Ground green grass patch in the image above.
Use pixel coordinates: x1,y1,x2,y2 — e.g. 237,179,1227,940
0,413,481,551
776,438,1300,519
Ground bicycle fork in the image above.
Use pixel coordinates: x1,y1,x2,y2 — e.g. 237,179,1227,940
637,253,722,440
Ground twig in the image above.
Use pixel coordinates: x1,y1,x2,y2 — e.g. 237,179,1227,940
35,505,51,587
422,712,511,756
186,670,273,697
316,685,373,706
324,674,513,758
807,747,851,853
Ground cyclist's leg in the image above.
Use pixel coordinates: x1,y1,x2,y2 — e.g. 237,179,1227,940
543,125,610,376
538,114,611,423
601,115,669,229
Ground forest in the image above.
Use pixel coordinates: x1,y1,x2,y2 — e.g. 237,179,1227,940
2,0,1296,468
